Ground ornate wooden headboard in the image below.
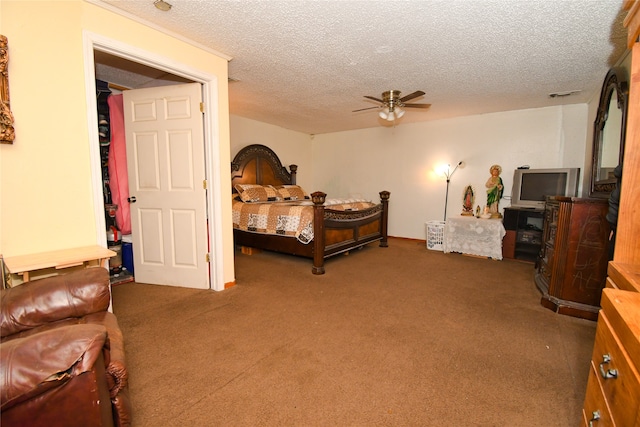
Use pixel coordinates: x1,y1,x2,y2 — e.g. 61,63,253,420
231,144,297,190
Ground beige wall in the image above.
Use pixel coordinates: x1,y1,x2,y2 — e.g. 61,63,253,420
0,1,235,288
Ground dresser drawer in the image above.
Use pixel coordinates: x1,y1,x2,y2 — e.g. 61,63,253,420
606,277,618,290
607,263,640,293
582,364,614,427
591,312,640,426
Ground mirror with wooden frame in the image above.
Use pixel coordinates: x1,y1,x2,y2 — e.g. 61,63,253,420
590,67,628,198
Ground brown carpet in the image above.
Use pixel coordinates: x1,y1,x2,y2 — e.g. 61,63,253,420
111,238,596,426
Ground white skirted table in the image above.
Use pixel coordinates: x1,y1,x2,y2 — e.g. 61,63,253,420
443,216,506,260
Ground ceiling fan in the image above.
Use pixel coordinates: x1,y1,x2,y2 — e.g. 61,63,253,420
353,90,431,121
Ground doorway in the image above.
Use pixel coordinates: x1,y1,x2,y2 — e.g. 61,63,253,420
94,52,197,286
83,32,225,291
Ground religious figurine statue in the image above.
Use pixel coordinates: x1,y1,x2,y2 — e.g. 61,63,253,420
461,185,475,216
485,164,504,218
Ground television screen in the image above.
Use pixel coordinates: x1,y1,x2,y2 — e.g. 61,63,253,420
520,173,568,201
510,168,579,209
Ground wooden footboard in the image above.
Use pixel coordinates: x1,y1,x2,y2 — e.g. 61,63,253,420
233,191,390,274
311,191,390,274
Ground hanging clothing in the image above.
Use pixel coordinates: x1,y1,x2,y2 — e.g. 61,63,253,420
96,80,112,146
107,94,131,234
96,80,112,206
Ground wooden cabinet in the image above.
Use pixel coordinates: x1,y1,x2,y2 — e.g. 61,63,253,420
502,207,544,262
582,4,640,425
580,289,640,427
534,196,610,320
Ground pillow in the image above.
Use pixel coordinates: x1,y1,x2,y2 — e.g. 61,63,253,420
234,184,281,203
275,185,309,201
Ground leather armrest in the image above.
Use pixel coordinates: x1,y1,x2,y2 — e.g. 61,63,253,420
84,311,128,397
0,268,111,337
0,324,107,411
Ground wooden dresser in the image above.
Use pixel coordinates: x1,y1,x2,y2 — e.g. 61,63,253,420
581,285,640,427
535,196,610,320
581,2,640,425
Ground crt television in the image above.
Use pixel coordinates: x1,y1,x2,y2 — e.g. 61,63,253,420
510,168,580,209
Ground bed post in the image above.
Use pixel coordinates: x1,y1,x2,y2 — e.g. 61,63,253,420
379,191,390,247
289,164,297,185
311,191,326,275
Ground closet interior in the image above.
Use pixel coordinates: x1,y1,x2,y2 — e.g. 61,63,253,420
94,51,192,285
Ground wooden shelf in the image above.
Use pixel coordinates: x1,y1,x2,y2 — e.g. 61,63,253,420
502,207,544,263
4,245,116,283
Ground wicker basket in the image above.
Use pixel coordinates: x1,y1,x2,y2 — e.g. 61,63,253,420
425,221,445,251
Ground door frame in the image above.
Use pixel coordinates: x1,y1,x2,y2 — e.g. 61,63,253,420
82,31,225,291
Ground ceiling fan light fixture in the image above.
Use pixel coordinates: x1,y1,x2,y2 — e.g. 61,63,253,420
356,90,428,123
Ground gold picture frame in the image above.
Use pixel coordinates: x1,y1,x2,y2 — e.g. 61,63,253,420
1,35,15,144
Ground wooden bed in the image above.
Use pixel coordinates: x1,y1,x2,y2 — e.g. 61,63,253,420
231,144,390,274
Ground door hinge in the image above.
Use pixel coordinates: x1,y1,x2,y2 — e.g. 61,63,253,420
200,102,205,113
203,179,207,190
205,253,210,263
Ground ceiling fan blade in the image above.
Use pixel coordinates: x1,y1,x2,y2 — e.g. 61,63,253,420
403,103,432,109
364,95,384,103
352,106,381,112
399,91,426,102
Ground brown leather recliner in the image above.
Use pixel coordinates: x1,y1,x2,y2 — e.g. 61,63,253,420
0,268,132,427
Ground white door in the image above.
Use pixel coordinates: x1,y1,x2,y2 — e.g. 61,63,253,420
124,83,209,288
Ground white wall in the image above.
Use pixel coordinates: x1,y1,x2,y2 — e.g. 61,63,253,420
230,104,589,241
230,115,314,191
312,105,588,240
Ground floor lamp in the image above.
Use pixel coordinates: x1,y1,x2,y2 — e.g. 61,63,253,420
443,161,463,221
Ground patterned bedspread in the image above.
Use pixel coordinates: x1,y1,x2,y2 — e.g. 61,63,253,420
232,198,376,244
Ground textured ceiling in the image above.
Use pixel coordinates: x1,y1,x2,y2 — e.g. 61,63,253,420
92,0,628,135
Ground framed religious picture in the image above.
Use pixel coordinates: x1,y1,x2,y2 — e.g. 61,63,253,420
461,185,475,216
1,35,15,144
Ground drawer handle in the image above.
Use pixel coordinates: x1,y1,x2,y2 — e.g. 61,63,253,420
599,354,618,379
589,410,600,427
